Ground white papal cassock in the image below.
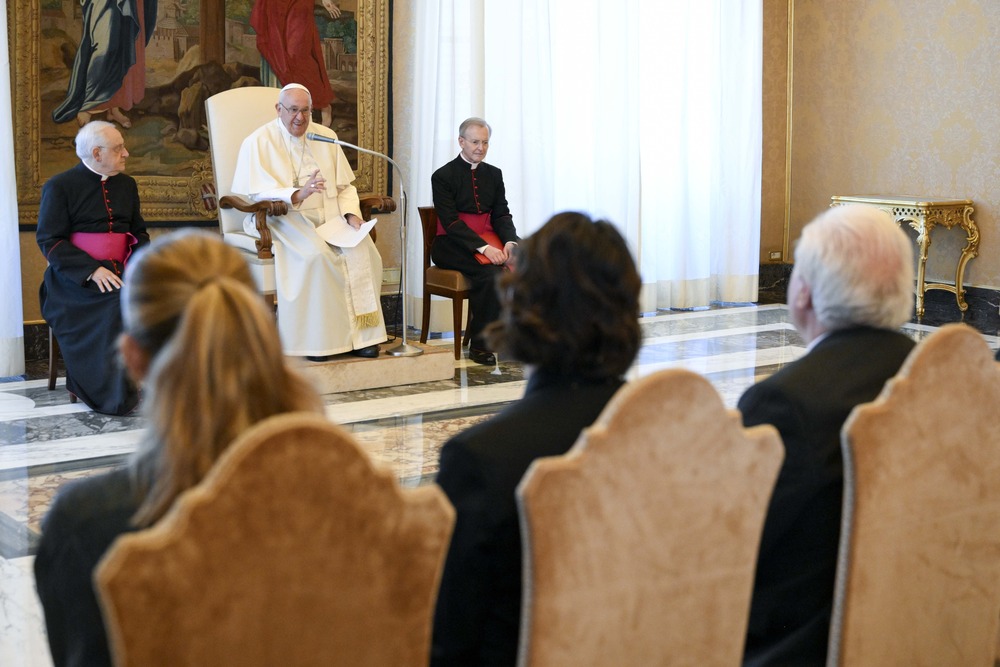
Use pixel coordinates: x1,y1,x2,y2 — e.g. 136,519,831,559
232,118,387,356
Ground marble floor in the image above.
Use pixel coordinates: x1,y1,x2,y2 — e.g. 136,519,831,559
1,305,992,666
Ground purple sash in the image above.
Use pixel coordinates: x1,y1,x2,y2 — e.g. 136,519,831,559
70,232,138,265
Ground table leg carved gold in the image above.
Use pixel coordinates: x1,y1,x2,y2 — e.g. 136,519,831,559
830,196,979,318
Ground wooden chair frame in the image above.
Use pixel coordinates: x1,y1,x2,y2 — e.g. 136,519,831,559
417,206,471,360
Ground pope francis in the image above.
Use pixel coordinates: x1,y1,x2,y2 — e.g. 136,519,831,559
232,83,386,359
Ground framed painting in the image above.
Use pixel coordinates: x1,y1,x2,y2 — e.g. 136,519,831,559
8,0,390,226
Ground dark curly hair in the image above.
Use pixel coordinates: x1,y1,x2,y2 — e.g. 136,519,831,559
485,211,641,379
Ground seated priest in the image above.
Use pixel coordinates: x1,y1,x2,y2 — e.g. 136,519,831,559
232,82,386,360
36,120,147,415
431,117,519,365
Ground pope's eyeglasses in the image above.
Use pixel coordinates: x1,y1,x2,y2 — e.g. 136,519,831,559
279,103,313,118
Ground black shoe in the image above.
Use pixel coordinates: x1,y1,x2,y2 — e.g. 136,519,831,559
468,347,496,365
306,355,332,362
351,344,380,358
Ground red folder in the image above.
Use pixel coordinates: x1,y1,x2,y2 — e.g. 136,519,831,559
474,231,504,265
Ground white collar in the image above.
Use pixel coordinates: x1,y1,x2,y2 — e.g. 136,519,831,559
805,331,831,352
82,161,110,181
276,117,309,142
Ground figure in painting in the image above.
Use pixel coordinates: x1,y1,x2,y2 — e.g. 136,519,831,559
52,0,158,128
251,0,349,127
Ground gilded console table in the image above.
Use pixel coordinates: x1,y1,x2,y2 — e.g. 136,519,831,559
830,195,979,318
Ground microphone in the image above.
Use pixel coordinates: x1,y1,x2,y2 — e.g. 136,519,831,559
304,131,342,145
304,132,421,357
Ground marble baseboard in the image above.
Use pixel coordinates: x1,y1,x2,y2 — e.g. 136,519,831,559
918,285,1000,335
758,262,792,305
22,325,47,367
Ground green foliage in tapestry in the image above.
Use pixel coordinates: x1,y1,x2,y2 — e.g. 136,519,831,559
321,17,357,54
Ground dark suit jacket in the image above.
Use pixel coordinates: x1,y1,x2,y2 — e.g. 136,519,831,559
430,370,623,667
738,326,915,667
35,466,145,667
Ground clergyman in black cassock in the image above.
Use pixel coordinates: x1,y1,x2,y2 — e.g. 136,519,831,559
37,121,148,415
431,118,518,364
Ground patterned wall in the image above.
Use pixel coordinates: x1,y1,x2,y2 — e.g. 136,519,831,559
760,0,790,264
784,0,1000,288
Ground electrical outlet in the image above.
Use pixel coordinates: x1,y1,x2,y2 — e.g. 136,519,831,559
768,250,782,261
382,267,401,283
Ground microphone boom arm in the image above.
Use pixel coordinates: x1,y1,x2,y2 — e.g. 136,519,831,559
305,132,421,357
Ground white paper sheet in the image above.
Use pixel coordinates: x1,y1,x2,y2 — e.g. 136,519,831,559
315,217,378,248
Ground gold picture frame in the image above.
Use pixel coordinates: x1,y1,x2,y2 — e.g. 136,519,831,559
8,0,389,225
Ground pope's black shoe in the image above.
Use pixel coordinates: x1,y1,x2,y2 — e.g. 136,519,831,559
351,344,380,358
468,347,497,365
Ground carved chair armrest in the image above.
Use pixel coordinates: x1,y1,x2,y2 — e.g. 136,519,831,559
220,195,287,260
359,195,397,243
359,194,396,221
219,194,393,254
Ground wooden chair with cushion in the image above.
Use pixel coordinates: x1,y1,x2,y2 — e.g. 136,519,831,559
204,86,394,300
826,323,1000,666
95,412,455,667
417,206,471,360
516,368,784,667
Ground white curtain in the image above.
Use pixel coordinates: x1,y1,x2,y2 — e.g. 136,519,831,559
637,1,762,307
403,0,761,315
1,4,25,377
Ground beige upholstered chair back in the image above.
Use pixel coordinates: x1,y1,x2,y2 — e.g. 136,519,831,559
516,368,784,667
95,412,455,667
205,86,280,293
205,86,279,239
827,323,1000,666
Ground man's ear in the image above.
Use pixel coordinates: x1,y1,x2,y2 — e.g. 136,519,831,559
794,280,812,310
119,333,151,384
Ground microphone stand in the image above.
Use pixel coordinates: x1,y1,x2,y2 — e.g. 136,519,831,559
306,132,422,357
